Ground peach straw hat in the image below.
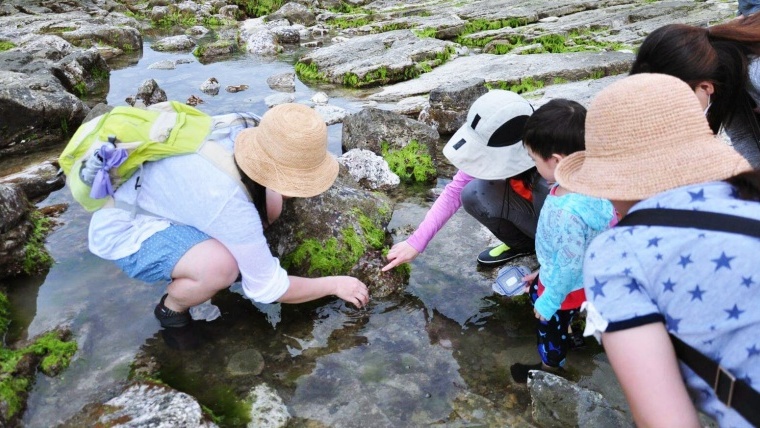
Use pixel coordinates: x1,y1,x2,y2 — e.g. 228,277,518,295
555,73,752,201
234,103,339,198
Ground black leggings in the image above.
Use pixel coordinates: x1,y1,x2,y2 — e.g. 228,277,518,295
460,170,549,250
529,279,578,368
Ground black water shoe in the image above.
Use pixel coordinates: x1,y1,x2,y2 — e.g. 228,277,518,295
477,243,533,265
154,294,191,328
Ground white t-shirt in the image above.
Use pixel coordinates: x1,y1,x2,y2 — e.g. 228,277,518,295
88,127,289,304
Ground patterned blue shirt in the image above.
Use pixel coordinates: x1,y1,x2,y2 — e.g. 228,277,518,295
534,186,615,319
583,181,760,427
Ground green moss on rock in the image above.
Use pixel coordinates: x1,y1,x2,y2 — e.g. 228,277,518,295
23,212,53,276
381,140,436,183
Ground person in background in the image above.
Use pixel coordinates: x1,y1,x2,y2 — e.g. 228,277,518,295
629,13,760,169
382,90,549,271
509,99,616,383
557,73,759,427
88,104,369,329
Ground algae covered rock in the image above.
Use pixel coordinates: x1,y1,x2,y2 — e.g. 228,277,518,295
265,171,407,296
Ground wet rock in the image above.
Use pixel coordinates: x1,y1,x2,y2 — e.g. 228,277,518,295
16,34,74,61
194,39,237,62
200,77,220,95
266,72,295,92
226,84,249,93
392,96,429,116
311,91,328,105
313,104,348,125
0,184,33,279
56,48,111,103
264,172,393,282
370,51,635,102
187,25,210,36
0,70,88,156
147,59,176,70
127,78,167,107
83,103,114,123
0,161,64,201
418,78,487,136
186,95,204,106
227,349,265,376
265,92,295,108
452,390,537,427
298,30,455,87
63,382,217,428
349,250,408,297
152,35,196,52
528,371,633,428
247,384,290,428
60,25,142,54
342,108,439,157
267,2,316,27
245,28,281,56
271,26,301,44
338,149,400,191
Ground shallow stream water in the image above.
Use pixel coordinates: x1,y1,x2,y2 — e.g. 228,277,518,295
7,36,611,427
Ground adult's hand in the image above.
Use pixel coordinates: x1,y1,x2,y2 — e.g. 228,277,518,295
332,276,370,308
381,240,419,271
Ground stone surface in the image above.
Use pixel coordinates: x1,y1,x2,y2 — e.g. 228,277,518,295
0,183,33,279
147,59,176,70
267,2,316,26
313,104,348,125
338,148,400,191
152,35,196,52
227,349,265,376
129,78,167,107
298,30,455,87
341,108,439,158
199,77,220,95
247,384,291,428
266,72,295,92
348,250,408,298
392,95,429,116
419,78,488,136
528,371,633,428
369,51,635,102
0,160,64,201
311,91,329,105
265,92,295,108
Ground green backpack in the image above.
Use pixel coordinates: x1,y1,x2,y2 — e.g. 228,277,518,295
59,101,247,211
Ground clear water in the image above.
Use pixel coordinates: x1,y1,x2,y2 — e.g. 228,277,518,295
7,37,610,427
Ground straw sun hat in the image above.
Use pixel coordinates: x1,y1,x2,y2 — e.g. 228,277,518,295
234,103,338,198
555,73,752,201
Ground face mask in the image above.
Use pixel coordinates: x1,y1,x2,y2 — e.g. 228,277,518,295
704,94,712,116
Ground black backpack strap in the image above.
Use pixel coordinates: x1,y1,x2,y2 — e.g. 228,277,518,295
618,208,760,239
617,208,760,424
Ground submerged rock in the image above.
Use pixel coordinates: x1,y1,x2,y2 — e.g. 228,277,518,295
247,384,291,428
266,72,295,92
227,349,265,376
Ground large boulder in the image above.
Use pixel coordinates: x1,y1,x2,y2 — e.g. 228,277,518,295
418,78,488,136
264,172,408,295
0,183,54,278
267,2,316,26
0,69,88,156
342,108,439,155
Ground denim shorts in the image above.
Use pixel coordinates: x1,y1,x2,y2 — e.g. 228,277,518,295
113,224,211,283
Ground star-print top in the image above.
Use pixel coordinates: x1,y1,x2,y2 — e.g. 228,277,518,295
534,184,615,320
583,181,760,427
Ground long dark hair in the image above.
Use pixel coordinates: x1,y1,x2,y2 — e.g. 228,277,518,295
630,14,760,133
234,160,269,227
727,171,760,202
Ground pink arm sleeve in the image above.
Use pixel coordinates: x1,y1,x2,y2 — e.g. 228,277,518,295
406,170,474,253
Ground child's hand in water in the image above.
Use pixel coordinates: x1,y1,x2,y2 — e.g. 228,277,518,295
381,240,419,271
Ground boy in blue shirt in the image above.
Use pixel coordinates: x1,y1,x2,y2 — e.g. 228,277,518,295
510,99,617,383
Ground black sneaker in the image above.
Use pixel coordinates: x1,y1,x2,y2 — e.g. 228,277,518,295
154,294,191,328
477,243,532,265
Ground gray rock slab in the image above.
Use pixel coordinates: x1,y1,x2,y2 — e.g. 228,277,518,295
152,34,196,52
392,96,429,116
528,371,633,428
313,104,348,125
529,74,626,108
338,148,400,191
264,92,295,108
98,383,216,428
0,160,64,201
147,59,176,70
247,384,291,428
370,51,634,102
299,29,455,86
267,72,296,92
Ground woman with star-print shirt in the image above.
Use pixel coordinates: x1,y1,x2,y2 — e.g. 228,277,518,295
555,74,760,427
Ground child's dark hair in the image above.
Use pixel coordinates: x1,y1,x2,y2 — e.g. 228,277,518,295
522,99,587,159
